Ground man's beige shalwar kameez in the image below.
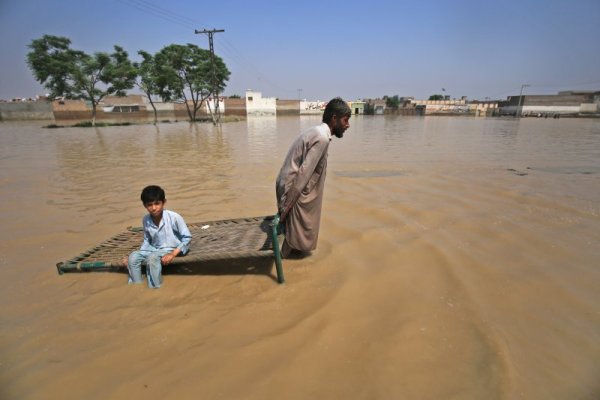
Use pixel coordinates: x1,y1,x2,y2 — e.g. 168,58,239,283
276,123,331,252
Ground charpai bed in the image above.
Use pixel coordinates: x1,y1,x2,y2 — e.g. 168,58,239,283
56,215,285,283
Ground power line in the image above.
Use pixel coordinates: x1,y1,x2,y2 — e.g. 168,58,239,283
116,0,196,29
218,36,294,95
116,0,293,95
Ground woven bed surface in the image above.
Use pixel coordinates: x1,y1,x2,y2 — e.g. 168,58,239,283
58,216,277,269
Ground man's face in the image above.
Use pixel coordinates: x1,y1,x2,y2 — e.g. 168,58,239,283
144,200,165,219
332,114,350,138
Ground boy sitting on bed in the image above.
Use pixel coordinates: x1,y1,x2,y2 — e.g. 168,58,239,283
126,185,192,288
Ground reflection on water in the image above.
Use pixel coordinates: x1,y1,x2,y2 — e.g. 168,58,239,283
0,116,599,399
51,122,236,217
245,115,279,162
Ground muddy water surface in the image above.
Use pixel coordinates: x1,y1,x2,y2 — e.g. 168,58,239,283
0,116,599,399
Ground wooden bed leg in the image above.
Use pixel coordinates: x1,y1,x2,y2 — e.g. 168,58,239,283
271,214,285,284
56,262,65,275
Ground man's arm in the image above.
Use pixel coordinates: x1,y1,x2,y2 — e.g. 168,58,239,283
280,137,328,221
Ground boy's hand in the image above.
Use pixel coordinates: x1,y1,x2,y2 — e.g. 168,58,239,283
161,250,180,265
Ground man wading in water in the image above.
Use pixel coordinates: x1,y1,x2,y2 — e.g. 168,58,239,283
275,97,351,258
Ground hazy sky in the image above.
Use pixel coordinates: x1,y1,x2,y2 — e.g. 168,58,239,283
1,0,599,101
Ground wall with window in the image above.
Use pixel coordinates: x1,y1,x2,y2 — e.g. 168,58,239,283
245,90,276,115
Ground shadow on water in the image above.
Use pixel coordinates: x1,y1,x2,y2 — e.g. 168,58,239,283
166,257,279,282
528,166,599,175
63,258,280,283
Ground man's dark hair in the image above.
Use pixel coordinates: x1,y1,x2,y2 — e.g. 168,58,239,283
141,185,166,204
322,97,351,123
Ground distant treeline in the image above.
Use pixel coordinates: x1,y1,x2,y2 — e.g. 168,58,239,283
27,35,230,125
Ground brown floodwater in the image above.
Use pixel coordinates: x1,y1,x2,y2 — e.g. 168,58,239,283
0,116,599,399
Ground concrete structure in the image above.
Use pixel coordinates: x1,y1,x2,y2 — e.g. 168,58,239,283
0,101,54,121
7,90,597,122
349,100,365,115
140,97,175,120
52,99,93,120
103,94,145,106
152,97,225,121
364,99,386,115
363,97,417,116
51,95,247,121
102,95,145,114
300,100,326,115
373,97,498,116
223,97,246,116
51,95,147,121
276,99,300,115
1,94,243,122
499,90,600,116
245,90,276,115
408,98,470,115
470,101,499,117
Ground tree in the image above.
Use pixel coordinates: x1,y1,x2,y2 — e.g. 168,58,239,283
154,43,230,122
27,35,137,126
428,94,444,101
363,102,375,115
135,51,161,124
26,35,78,99
385,95,400,109
70,46,137,126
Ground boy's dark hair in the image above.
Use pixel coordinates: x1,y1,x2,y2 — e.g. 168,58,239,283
141,185,166,204
322,97,351,124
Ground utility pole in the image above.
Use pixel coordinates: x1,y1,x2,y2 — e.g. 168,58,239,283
516,84,530,118
297,88,303,100
195,28,225,125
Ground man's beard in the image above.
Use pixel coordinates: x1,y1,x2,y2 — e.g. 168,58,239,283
332,126,345,138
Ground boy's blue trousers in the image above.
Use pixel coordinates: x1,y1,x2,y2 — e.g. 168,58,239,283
128,249,172,288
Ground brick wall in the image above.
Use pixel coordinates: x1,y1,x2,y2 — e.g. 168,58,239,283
223,98,246,116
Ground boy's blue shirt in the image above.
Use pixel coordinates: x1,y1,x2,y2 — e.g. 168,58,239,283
140,209,192,255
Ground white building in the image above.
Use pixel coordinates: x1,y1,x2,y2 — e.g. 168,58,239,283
245,90,276,115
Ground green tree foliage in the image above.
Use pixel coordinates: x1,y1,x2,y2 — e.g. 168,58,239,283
26,35,77,98
27,35,136,126
154,43,230,122
134,51,161,124
385,95,400,109
428,94,444,100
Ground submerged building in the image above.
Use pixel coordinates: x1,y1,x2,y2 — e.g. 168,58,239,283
245,89,276,115
499,90,600,116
